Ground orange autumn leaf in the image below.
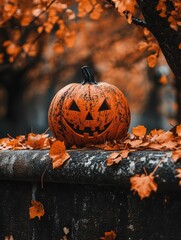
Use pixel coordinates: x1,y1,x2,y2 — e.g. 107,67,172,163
154,131,174,143
138,41,148,52
150,129,164,137
156,0,167,17
159,75,168,85
108,152,120,159
172,149,181,162
132,125,146,137
100,230,116,240
147,53,158,68
26,133,50,149
124,138,143,148
49,140,70,169
176,124,181,136
64,31,76,48
176,169,181,186
130,173,157,199
0,137,12,150
106,149,129,166
53,42,64,54
90,4,103,20
29,200,45,220
0,135,27,150
6,138,23,150
21,10,33,26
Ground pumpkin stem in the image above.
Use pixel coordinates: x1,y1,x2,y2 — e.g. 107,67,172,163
81,66,97,85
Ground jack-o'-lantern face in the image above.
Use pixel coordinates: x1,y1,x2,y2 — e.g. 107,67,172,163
63,98,113,137
48,66,130,147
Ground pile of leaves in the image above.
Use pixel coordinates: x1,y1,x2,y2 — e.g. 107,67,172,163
103,124,181,200
0,133,51,151
0,133,70,169
0,124,180,162
104,125,181,166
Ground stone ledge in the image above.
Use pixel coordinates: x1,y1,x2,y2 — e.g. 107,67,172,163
0,149,180,190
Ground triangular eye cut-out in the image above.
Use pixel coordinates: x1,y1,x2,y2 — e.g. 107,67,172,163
98,99,110,111
69,100,80,111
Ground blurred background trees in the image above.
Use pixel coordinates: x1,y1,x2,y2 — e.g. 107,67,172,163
0,0,180,137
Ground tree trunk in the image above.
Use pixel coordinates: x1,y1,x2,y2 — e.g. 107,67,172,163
175,83,181,123
136,0,181,123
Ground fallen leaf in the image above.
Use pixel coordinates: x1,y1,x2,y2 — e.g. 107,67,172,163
49,140,70,169
150,129,164,137
125,139,143,148
172,149,181,162
176,168,181,185
109,152,120,159
29,200,45,220
132,125,146,138
149,142,164,150
120,149,129,158
100,230,116,240
130,173,157,199
0,138,12,150
26,133,50,149
106,149,129,166
176,125,181,136
161,140,177,150
154,131,174,143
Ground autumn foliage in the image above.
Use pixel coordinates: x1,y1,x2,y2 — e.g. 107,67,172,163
0,0,180,66
105,124,181,166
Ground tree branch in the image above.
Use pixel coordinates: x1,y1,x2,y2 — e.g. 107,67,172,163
29,0,56,27
19,0,56,46
106,0,147,28
124,11,147,28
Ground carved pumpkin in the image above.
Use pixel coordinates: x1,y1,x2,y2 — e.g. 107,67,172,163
48,66,130,147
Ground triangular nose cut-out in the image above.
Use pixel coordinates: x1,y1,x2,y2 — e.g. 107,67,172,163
69,100,80,111
86,112,93,120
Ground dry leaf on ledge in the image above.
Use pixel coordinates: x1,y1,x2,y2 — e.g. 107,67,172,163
49,140,70,169
132,125,147,138
106,149,129,166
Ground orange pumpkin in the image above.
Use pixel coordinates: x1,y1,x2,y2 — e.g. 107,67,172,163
48,66,130,147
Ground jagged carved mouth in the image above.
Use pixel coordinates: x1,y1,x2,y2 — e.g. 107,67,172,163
64,118,112,137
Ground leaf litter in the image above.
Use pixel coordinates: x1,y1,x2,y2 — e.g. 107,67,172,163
0,124,181,200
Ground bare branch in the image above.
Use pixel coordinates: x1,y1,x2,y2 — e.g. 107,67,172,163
20,0,56,46
29,0,56,26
